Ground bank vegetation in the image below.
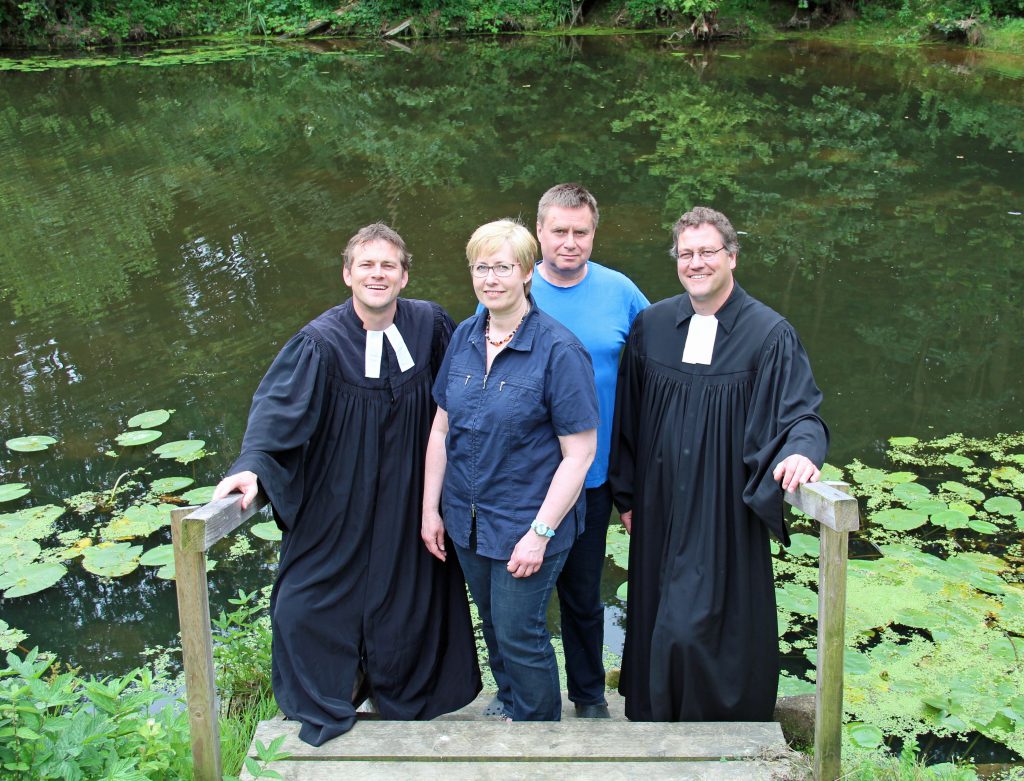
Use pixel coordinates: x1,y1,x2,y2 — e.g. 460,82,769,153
1,0,1023,52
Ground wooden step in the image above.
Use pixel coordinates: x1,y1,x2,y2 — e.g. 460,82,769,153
241,717,797,780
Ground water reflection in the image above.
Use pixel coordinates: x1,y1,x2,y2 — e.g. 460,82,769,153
0,36,1021,683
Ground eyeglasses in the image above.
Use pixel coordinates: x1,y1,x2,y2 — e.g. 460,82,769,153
677,247,725,263
469,262,516,278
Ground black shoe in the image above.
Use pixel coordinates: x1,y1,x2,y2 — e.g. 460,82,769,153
574,702,611,719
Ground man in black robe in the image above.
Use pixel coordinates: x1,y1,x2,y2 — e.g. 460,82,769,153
610,206,828,723
214,223,481,746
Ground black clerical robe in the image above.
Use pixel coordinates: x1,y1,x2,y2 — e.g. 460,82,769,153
230,298,481,746
610,283,828,723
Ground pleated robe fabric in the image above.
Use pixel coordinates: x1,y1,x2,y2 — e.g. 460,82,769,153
230,298,481,746
609,284,828,723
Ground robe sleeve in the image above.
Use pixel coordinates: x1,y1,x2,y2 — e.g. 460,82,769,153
609,313,646,514
431,303,456,377
227,331,328,532
742,322,829,545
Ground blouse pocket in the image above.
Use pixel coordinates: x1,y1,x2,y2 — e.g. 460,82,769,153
444,361,476,416
497,376,546,454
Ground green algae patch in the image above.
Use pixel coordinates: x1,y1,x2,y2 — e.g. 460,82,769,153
0,43,274,73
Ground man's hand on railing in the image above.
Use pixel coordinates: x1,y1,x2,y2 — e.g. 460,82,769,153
212,470,260,510
772,454,821,493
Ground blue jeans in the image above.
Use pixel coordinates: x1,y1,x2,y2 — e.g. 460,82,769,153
557,483,612,706
455,543,569,721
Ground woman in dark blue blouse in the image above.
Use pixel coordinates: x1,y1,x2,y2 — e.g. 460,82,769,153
422,219,599,722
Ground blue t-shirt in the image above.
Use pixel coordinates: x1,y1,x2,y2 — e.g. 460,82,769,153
531,261,649,488
434,299,599,560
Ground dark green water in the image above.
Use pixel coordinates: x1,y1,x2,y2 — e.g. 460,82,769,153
0,36,1022,678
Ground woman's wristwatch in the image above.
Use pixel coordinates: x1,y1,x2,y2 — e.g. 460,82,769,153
530,520,555,538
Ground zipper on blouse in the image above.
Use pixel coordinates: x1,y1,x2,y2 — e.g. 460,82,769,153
470,503,478,552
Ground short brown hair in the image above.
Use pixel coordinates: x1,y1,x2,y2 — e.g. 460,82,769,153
670,206,739,258
537,183,599,229
343,223,411,271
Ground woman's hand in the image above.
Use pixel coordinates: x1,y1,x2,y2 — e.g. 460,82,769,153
507,531,548,578
422,408,450,562
421,508,447,562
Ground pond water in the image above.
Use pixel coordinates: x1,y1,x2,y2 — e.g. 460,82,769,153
1,32,1022,749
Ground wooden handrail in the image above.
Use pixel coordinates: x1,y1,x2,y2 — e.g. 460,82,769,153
171,481,859,781
784,480,861,781
171,493,267,781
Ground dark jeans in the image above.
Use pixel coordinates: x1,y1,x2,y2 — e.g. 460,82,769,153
455,542,569,721
557,483,613,706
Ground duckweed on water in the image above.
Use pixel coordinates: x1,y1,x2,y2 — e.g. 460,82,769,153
0,44,274,73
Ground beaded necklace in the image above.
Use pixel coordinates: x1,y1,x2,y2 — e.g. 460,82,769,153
485,305,530,347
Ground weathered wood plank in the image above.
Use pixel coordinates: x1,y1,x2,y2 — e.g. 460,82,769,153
784,480,860,532
815,523,850,781
170,507,221,781
239,759,794,781
178,493,268,552
250,719,788,761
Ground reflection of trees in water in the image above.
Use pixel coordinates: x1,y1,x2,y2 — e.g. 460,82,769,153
610,43,1023,447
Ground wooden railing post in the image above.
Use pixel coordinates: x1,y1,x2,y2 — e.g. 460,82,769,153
171,506,220,781
784,481,860,781
170,494,268,781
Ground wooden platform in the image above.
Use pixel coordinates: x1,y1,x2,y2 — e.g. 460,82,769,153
240,693,801,780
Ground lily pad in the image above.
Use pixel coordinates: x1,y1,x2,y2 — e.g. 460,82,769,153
0,539,42,566
873,508,928,531
250,521,282,541
785,533,819,559
139,544,174,567
150,477,194,494
0,561,67,598
181,485,216,505
848,722,884,748
804,647,870,675
944,454,975,468
5,436,57,453
127,409,172,428
777,674,815,696
968,519,1000,535
853,467,888,485
777,583,818,616
885,471,918,484
0,620,28,652
140,544,177,579
931,509,970,530
0,505,66,540
940,481,985,503
100,504,171,541
115,430,162,446
615,580,628,601
0,484,30,503
908,498,946,515
894,482,931,501
153,439,205,460
81,542,142,577
984,496,1022,516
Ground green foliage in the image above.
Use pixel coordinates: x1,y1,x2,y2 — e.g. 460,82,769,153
845,742,979,779
622,0,720,26
0,648,193,781
212,588,274,717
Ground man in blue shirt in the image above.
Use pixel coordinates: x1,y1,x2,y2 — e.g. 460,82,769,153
532,183,649,718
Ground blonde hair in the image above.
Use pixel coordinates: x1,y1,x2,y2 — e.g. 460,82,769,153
466,219,538,296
